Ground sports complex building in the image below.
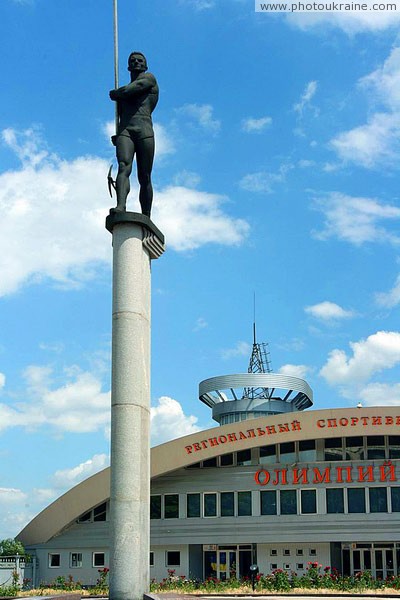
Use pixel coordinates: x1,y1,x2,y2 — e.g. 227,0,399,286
17,341,400,586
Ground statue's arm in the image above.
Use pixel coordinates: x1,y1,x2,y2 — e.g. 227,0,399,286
110,74,156,100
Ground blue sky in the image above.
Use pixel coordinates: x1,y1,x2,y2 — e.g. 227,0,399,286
1,0,400,539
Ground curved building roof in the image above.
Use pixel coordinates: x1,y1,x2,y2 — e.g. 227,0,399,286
17,405,400,546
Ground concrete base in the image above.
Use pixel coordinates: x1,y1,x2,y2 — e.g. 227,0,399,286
107,211,165,600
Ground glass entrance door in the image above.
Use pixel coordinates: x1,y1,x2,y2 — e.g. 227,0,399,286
204,545,254,580
347,544,397,580
218,550,237,580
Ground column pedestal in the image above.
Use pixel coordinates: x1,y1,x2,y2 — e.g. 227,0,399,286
106,211,165,600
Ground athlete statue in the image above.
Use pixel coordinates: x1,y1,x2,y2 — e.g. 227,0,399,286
109,52,159,217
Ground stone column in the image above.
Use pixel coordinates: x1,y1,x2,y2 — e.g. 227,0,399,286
106,211,165,600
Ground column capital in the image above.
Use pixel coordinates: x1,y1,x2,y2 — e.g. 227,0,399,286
106,211,165,259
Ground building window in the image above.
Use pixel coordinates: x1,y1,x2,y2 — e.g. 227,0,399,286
150,495,161,519
164,494,179,519
270,563,278,570
93,552,105,567
280,489,297,515
309,549,316,556
93,502,107,522
324,438,343,461
187,493,201,518
220,492,234,517
283,549,290,556
49,554,60,568
301,489,316,514
348,488,366,513
391,487,400,512
367,436,386,460
203,457,217,468
220,453,234,466
166,551,180,566
77,510,91,523
389,436,400,460
284,563,291,570
150,552,154,567
238,491,252,516
260,444,276,465
296,549,303,556
280,442,296,464
369,487,388,513
299,440,316,462
204,493,217,517
297,563,304,570
345,436,364,461
237,449,252,466
326,488,344,514
261,490,277,515
70,553,82,568
270,549,277,556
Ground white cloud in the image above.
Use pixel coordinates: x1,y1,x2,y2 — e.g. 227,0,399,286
277,337,305,352
359,382,400,406
180,0,215,8
239,164,292,194
305,301,355,321
193,317,208,331
221,341,251,360
241,116,272,133
176,104,221,134
0,127,248,296
279,364,310,379
320,331,400,387
331,112,400,167
286,11,400,35
153,186,249,251
151,396,201,445
173,170,201,187
294,81,318,115
360,48,400,112
312,192,400,246
376,274,400,308
0,373,5,390
0,488,27,504
330,48,400,168
298,159,316,168
0,365,110,434
52,454,109,489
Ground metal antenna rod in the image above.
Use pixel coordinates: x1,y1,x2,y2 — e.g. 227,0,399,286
253,292,256,345
113,0,119,133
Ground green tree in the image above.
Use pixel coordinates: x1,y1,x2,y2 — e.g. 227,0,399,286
0,538,25,556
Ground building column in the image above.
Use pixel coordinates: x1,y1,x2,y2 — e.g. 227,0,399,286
106,211,165,600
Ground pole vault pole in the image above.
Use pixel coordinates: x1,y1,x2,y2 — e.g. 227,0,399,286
113,0,119,133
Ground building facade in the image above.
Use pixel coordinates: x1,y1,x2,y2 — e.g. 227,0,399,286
18,402,400,586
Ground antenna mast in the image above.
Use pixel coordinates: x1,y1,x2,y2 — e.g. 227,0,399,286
244,295,272,400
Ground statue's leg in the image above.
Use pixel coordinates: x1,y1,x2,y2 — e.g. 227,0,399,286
136,137,155,217
115,135,135,211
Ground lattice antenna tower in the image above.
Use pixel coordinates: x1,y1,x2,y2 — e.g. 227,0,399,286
243,297,272,400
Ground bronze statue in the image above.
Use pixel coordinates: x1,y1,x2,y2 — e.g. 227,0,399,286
109,52,159,217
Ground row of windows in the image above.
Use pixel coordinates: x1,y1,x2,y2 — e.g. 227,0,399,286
150,551,180,567
261,487,400,515
77,502,107,523
48,552,106,568
151,486,400,518
186,436,400,468
151,491,252,519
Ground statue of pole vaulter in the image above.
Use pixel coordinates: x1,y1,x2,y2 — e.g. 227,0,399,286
109,52,159,217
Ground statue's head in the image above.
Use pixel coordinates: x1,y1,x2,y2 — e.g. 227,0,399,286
128,52,148,73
